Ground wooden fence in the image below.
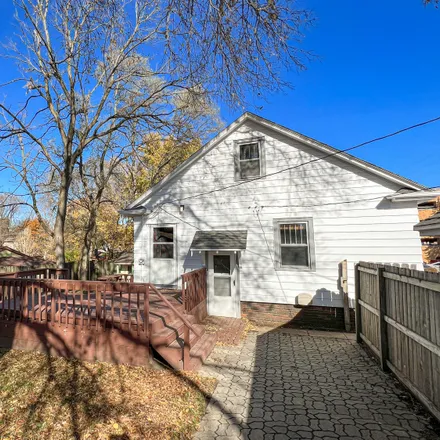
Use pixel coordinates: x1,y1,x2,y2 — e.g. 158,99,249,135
0,268,69,280
181,268,207,320
355,262,440,422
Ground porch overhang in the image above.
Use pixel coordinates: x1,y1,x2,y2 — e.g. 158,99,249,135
190,230,248,252
118,207,148,217
414,212,440,236
386,189,440,203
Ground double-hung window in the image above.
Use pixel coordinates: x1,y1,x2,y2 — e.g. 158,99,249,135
274,219,315,271
153,227,174,259
235,139,264,180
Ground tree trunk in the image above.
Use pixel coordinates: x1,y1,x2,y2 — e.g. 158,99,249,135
54,171,71,269
78,205,98,280
54,194,66,268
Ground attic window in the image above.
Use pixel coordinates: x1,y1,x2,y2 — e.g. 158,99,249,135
235,139,264,180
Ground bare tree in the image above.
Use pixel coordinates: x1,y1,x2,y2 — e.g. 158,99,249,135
0,194,21,245
69,136,130,279
0,0,312,268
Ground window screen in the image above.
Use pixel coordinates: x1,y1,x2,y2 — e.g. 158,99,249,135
153,227,174,259
214,277,231,296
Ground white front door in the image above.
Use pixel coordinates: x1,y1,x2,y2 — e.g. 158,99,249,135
208,252,240,318
150,225,178,286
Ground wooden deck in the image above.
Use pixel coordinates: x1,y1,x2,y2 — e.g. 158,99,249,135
0,268,215,370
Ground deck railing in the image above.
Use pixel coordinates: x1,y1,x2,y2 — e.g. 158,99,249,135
0,279,148,331
0,276,202,370
181,267,207,314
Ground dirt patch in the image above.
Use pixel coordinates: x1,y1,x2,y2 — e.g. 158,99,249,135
0,349,216,440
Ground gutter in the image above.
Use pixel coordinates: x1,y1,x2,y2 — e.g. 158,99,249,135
118,207,149,217
385,190,440,203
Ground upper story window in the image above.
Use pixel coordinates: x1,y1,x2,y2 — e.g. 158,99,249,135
234,138,265,180
153,226,174,259
274,218,316,271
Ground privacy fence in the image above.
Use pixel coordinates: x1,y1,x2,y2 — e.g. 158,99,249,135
355,262,440,422
0,268,69,280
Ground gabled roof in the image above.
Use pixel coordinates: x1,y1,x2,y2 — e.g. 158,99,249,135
127,112,425,209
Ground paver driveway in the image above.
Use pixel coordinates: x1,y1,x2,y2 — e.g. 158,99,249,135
195,328,439,440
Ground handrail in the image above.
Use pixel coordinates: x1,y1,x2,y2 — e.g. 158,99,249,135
148,283,202,338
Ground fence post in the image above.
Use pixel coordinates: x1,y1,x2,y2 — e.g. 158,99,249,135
96,288,102,331
181,273,186,314
354,263,362,343
183,325,190,370
341,259,351,332
377,266,389,371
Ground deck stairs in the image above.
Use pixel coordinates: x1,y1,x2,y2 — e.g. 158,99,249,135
148,294,216,371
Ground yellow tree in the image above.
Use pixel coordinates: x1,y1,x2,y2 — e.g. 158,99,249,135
131,134,201,195
65,134,202,279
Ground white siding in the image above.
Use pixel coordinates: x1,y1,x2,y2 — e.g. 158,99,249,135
133,120,423,307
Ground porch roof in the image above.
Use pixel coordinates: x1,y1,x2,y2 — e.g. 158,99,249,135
414,211,440,235
190,230,247,252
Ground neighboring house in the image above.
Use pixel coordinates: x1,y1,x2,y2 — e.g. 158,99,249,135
415,198,440,263
112,251,134,274
0,246,54,272
121,113,433,320
414,212,440,239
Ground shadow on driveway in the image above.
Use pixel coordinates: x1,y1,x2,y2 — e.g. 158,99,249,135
195,328,439,440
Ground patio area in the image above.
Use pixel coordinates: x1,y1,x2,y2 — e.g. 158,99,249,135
195,327,439,440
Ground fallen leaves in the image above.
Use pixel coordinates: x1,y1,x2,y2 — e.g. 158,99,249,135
0,349,216,440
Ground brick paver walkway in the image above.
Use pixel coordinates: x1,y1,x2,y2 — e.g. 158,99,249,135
204,316,248,345
195,328,439,440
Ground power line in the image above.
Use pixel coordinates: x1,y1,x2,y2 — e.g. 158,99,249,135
167,115,440,204
260,186,440,209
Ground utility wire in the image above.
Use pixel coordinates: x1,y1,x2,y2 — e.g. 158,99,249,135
258,185,440,209
166,115,440,204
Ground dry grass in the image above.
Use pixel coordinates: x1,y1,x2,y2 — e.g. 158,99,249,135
0,349,216,440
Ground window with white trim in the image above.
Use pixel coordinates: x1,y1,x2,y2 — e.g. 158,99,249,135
274,219,315,270
153,227,174,259
234,139,264,180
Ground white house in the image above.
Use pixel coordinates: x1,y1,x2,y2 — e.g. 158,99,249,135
122,113,428,320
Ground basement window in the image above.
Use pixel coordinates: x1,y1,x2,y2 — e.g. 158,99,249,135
153,227,174,259
274,219,315,271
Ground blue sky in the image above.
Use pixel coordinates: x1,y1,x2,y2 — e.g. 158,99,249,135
223,0,440,188
0,0,439,191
